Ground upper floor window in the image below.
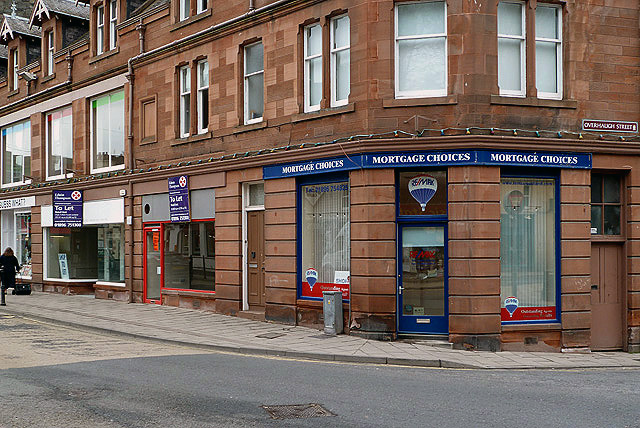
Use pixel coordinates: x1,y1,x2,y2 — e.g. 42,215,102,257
179,0,190,21
91,91,125,172
179,65,191,138
109,0,118,51
330,15,350,107
11,49,18,91
197,0,207,14
498,2,563,99
197,60,209,134
47,31,54,76
535,5,562,99
46,106,73,180
395,1,447,98
97,5,105,55
1,120,30,187
244,42,264,125
304,24,322,112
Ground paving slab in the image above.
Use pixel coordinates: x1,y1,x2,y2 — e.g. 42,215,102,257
1,292,639,370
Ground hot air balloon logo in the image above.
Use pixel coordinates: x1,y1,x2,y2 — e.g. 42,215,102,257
305,268,318,291
505,190,525,215
504,297,519,318
408,174,438,211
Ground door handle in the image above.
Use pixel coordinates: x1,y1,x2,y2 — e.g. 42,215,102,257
398,286,404,295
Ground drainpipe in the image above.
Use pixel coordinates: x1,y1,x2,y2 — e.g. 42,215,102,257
126,62,135,303
136,19,146,54
249,0,255,10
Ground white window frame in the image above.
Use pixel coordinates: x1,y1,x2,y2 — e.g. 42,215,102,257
109,0,118,51
241,181,265,310
12,49,18,91
197,0,207,14
330,15,350,108
244,42,264,125
45,106,73,181
304,24,322,112
90,91,126,174
179,0,190,21
179,65,191,138
47,31,54,76
535,4,562,100
394,1,448,99
97,5,105,55
497,1,526,97
196,60,209,134
1,120,31,188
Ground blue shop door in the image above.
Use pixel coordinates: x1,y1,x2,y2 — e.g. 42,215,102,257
398,224,448,334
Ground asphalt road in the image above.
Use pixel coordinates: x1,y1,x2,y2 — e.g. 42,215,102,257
1,315,639,428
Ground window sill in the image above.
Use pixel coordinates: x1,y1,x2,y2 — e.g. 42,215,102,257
490,95,577,109
501,323,561,332
162,288,215,298
44,278,98,283
291,102,355,123
225,120,267,136
88,47,120,65
41,73,56,84
94,281,126,288
383,95,458,108
91,164,125,175
171,131,212,146
7,88,19,98
140,136,157,146
590,235,625,243
171,9,212,32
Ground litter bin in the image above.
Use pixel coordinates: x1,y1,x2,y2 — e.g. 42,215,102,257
323,291,343,335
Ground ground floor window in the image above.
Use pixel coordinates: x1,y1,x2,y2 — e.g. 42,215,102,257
299,179,350,300
46,225,124,282
1,210,32,277
500,177,557,322
163,221,215,291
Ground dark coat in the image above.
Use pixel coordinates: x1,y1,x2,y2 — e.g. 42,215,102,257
0,254,20,287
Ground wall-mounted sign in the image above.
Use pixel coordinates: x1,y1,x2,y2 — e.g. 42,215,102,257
0,196,35,210
53,190,83,227
582,119,638,133
168,175,190,222
264,150,592,179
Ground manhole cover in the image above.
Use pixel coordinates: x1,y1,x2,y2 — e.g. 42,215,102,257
256,332,285,339
262,403,334,419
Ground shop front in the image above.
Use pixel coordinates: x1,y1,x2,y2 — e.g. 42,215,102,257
0,195,35,280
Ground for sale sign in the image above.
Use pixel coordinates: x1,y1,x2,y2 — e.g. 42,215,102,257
168,175,190,222
53,190,83,227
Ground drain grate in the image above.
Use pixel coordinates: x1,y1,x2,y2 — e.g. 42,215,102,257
262,403,334,419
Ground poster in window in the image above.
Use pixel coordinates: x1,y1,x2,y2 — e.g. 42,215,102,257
398,171,447,215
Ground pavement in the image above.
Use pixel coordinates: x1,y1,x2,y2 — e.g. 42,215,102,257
1,292,639,370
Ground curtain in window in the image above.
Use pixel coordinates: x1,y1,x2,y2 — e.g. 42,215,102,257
500,178,556,313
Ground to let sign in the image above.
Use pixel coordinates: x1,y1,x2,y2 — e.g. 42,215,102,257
168,175,190,222
582,119,638,133
53,190,83,227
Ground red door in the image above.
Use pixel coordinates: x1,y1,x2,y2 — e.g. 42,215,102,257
144,227,162,304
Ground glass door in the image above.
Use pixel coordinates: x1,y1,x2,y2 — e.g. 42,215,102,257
144,227,162,304
398,224,448,334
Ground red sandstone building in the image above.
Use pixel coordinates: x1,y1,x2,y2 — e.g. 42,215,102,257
0,0,637,352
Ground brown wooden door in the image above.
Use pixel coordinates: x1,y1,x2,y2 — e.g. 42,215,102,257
247,211,265,309
590,243,624,350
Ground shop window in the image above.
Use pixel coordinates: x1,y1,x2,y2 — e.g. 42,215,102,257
304,23,322,112
1,211,31,278
2,120,31,187
244,42,264,125
91,91,125,172
163,221,215,292
299,180,350,300
196,60,209,134
330,15,350,107
46,225,124,281
46,106,73,180
398,171,447,216
179,65,191,138
591,174,621,236
395,1,447,98
498,2,563,99
500,177,558,323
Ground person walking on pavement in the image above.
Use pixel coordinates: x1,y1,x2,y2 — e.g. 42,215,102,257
0,247,21,305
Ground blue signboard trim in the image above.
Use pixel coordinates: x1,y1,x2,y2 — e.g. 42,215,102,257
263,150,592,179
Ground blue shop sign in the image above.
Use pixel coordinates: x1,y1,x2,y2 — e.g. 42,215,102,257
168,175,190,222
53,190,83,227
263,150,591,179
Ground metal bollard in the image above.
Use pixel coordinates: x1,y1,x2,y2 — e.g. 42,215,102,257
323,291,343,335
0,286,5,306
